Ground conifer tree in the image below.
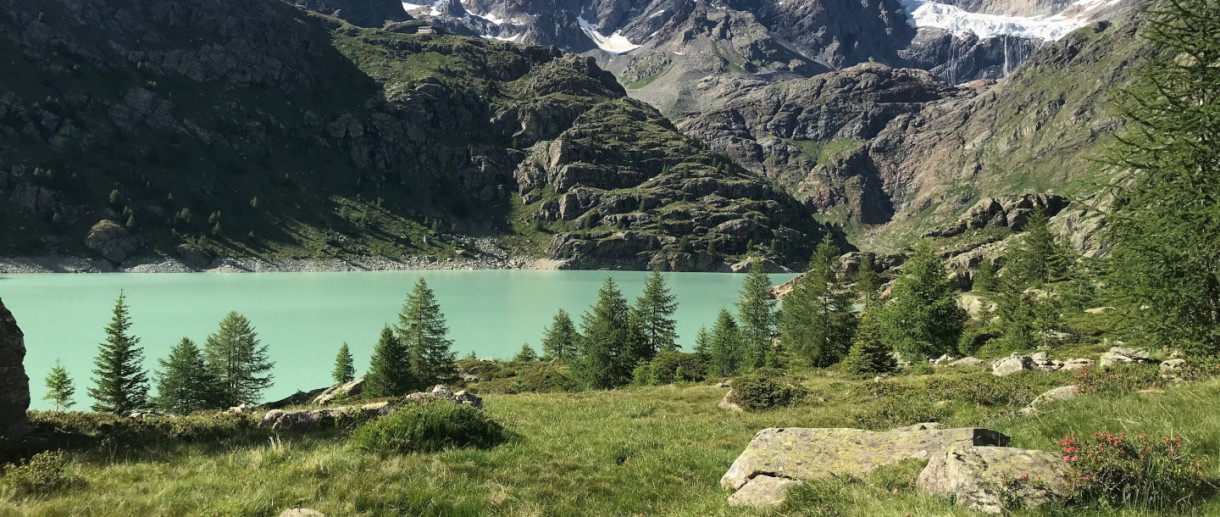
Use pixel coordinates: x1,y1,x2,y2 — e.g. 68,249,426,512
973,256,998,292
1104,0,1220,356
332,343,355,385
778,236,857,367
154,338,217,414
514,343,539,362
397,278,457,387
204,312,274,407
577,277,637,389
854,254,882,307
541,309,579,360
877,240,968,359
89,293,150,414
841,311,897,375
708,309,742,377
43,360,75,411
365,326,416,398
693,326,711,362
737,261,776,370
1004,207,1069,289
632,270,679,356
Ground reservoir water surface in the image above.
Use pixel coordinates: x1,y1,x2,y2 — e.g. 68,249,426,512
1,270,794,410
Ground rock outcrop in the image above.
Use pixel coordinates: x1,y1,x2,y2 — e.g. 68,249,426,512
260,402,394,432
719,390,744,412
0,298,31,444
312,376,366,406
1018,385,1079,416
917,446,1071,513
991,353,1034,376
1099,347,1151,367
84,219,138,264
720,423,1009,491
404,385,484,409
727,475,799,508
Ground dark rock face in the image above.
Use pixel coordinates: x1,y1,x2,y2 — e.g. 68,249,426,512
0,298,31,444
291,0,412,27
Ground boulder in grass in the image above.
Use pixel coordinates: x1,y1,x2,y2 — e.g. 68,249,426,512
718,390,743,412
312,376,365,406
992,354,1033,376
916,446,1071,514
727,475,800,508
1017,385,1079,416
259,402,392,431
1099,347,1150,367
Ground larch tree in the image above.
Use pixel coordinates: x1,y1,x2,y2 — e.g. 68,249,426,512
365,325,415,397
577,277,637,389
154,338,218,414
1004,207,1070,289
877,240,968,359
397,278,457,387
43,360,75,411
514,343,539,362
736,260,777,370
89,292,150,414
972,256,998,292
332,343,356,385
541,309,580,360
632,269,679,357
203,312,274,407
854,254,882,307
1104,0,1220,356
778,235,857,367
841,310,897,375
708,309,742,377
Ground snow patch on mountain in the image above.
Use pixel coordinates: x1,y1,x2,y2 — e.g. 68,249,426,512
899,0,1119,40
578,14,641,53
402,0,445,17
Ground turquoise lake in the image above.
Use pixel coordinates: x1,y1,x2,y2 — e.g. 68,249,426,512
0,270,794,411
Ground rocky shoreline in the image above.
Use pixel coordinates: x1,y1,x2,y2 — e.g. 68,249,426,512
0,255,566,274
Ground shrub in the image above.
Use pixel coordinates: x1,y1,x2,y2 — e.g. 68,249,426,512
957,326,999,356
352,401,506,454
0,450,80,499
1059,431,1208,510
520,365,578,392
1071,363,1160,396
633,352,707,386
729,368,805,411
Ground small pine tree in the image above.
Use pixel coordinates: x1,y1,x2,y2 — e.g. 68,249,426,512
708,309,742,377
693,326,711,362
973,256,998,292
541,309,580,360
332,343,355,385
43,360,75,411
1005,207,1069,289
154,338,218,414
398,278,457,387
89,292,150,414
365,326,416,397
854,254,881,307
778,235,857,367
577,277,638,389
841,311,897,375
203,312,274,407
737,261,776,370
632,270,679,357
514,343,539,362
877,240,968,359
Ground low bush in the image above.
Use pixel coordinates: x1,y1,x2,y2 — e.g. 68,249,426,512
1059,431,1209,510
632,352,707,386
352,401,506,454
729,368,806,411
957,326,1000,356
27,411,263,450
0,450,81,500
1070,363,1160,396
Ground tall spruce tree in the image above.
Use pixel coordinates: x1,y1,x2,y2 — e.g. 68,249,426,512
203,312,274,407
89,293,150,414
854,254,882,307
632,270,679,356
43,360,75,411
877,240,968,359
1005,207,1070,289
778,236,857,367
397,278,457,387
541,309,579,360
365,325,415,397
154,338,217,414
737,260,776,370
708,309,742,377
1104,0,1220,356
332,343,356,385
577,277,637,389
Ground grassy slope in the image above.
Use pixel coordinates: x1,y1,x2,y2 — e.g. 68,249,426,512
5,366,1220,516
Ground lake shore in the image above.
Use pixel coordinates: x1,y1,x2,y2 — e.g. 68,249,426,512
0,255,569,274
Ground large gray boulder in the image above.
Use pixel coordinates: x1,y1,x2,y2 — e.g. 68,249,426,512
1099,347,1151,367
0,298,31,443
312,376,366,406
1017,385,1079,416
721,423,1009,491
917,446,1071,514
991,354,1033,376
84,219,138,264
259,402,392,432
404,385,483,409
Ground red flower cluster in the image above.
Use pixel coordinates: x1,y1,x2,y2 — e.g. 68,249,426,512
1058,430,1206,509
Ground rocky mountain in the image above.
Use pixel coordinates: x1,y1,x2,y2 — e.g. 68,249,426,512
679,12,1150,251
0,0,838,270
401,0,1137,117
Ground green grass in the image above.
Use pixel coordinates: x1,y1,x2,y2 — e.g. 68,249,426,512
624,65,671,90
6,365,1220,516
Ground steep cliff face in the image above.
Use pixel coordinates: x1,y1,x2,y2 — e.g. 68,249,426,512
678,16,1148,250
0,0,835,270
0,298,31,445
